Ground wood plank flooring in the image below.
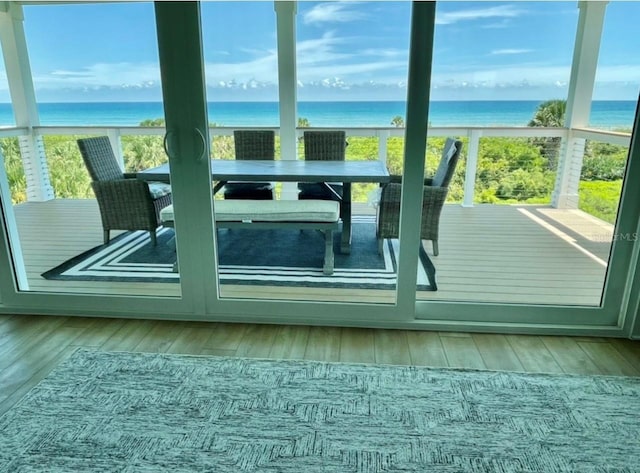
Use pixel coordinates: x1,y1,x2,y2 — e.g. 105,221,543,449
1,314,639,416
10,198,612,305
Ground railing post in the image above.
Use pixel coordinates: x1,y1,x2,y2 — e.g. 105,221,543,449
553,1,607,208
16,133,53,201
378,129,390,165
462,129,481,207
552,131,586,208
107,129,125,171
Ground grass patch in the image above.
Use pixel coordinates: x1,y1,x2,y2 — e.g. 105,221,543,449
579,180,622,224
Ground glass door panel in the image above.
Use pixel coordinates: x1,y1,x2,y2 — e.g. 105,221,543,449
200,1,411,304
0,2,181,298
416,1,638,308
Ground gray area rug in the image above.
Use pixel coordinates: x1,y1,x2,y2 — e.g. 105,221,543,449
1,349,639,472
41,217,434,290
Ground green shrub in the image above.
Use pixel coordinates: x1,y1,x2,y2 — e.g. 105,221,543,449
1,137,27,204
578,180,622,224
581,141,627,181
43,136,93,199
477,188,498,204
473,137,552,203
121,136,167,171
346,137,378,162
496,169,555,201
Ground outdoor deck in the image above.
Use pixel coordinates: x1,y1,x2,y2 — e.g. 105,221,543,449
11,198,611,306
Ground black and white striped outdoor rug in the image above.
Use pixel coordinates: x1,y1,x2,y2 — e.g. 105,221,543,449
42,216,434,290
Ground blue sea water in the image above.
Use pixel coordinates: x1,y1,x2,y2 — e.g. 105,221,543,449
0,100,636,129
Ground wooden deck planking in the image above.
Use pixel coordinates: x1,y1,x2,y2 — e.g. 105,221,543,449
9,198,612,305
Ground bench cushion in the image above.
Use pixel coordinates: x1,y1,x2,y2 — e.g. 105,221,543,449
160,199,340,223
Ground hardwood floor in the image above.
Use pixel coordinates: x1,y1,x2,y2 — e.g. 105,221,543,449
1,314,639,416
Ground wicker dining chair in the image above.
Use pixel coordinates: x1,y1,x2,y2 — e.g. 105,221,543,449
376,138,463,256
77,136,172,246
222,130,275,200
298,130,347,213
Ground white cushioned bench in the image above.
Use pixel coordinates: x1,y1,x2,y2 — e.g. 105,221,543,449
160,200,341,275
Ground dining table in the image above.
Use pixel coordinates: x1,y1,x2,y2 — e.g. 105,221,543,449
137,159,391,253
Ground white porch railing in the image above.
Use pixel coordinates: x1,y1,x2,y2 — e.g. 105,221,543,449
0,124,632,208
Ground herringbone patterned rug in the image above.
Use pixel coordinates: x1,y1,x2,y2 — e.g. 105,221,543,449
1,349,639,472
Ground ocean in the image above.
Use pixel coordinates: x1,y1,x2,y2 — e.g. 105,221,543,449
0,100,636,129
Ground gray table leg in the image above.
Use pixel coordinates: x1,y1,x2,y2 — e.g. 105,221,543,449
340,182,352,254
163,223,179,273
419,244,437,291
323,228,335,275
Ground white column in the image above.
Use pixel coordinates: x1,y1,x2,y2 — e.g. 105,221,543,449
107,129,125,171
0,2,53,201
274,1,298,200
377,130,390,164
462,129,482,207
552,1,608,208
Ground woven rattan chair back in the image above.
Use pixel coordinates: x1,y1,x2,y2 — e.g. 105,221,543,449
432,137,461,188
77,136,123,182
233,130,275,160
303,131,346,161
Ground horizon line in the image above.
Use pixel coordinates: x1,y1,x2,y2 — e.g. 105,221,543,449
0,99,636,105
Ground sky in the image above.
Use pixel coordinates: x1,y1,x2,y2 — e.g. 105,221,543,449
0,1,638,102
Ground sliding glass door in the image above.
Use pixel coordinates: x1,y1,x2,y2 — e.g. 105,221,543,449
0,2,191,317
414,1,640,329
1,0,639,336
152,1,431,323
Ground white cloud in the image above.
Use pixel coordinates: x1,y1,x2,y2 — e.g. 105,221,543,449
298,60,406,84
436,5,526,25
27,35,639,102
431,63,640,92
202,32,407,89
50,70,95,78
204,52,279,85
594,65,640,83
33,62,160,89
303,3,366,25
432,64,570,89
360,48,406,59
490,49,533,55
296,31,352,65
